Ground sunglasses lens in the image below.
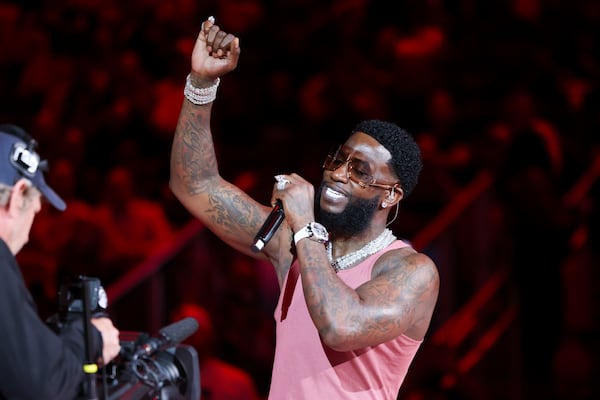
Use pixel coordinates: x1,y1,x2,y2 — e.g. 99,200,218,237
323,155,370,185
323,151,387,188
323,155,341,170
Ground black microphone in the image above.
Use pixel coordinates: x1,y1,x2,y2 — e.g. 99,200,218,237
132,317,199,359
251,199,285,252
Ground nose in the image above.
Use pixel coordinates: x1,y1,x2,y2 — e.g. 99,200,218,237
330,159,351,183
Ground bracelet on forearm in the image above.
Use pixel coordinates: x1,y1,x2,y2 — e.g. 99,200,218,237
184,74,220,105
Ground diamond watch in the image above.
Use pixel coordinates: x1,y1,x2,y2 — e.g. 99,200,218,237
294,222,329,246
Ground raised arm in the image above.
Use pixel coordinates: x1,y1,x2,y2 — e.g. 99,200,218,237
169,19,294,281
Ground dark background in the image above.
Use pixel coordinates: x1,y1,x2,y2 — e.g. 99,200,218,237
1,0,599,399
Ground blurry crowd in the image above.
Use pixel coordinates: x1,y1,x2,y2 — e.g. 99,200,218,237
1,0,599,399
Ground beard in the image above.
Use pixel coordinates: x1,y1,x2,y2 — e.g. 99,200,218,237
315,181,380,238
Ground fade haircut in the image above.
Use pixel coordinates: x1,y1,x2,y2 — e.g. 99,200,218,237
352,120,422,197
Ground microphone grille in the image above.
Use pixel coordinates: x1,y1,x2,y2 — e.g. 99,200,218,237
159,316,199,344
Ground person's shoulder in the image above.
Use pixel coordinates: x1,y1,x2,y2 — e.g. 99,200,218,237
375,244,438,278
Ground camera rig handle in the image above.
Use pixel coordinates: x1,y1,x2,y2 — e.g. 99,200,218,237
81,277,99,400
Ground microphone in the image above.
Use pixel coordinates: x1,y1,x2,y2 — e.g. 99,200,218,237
251,199,285,252
132,317,199,359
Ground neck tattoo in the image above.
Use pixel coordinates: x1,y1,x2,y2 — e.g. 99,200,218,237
327,228,397,272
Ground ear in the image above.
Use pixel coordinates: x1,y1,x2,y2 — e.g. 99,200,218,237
7,179,31,215
384,185,403,206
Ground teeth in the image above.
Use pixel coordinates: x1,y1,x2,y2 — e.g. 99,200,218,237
326,187,345,199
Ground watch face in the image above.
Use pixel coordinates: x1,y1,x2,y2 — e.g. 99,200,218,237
310,222,329,243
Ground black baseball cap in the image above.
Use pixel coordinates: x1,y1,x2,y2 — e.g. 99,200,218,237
0,124,66,211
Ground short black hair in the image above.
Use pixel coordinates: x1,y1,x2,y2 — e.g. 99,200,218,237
352,119,422,197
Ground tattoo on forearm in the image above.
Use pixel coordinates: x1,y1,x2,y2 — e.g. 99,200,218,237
203,188,266,242
174,106,218,195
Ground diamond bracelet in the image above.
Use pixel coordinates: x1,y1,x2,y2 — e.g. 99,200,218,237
184,74,220,105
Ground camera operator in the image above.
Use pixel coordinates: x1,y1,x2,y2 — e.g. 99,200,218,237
0,124,120,399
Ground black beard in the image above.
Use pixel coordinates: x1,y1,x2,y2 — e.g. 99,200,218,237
315,182,380,238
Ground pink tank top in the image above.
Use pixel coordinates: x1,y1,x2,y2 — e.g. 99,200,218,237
269,240,422,399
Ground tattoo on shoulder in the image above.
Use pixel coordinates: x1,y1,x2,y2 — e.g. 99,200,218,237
376,251,438,291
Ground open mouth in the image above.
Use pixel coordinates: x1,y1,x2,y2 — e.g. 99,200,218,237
324,186,346,201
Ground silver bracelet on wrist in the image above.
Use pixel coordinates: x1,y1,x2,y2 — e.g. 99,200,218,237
184,74,220,105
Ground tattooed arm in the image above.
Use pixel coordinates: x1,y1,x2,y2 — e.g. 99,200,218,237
169,19,294,285
296,241,439,351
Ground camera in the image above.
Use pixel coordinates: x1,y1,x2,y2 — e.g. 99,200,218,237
46,275,107,333
48,276,201,400
58,276,107,316
99,330,200,400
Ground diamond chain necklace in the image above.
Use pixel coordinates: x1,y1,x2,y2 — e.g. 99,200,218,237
327,229,397,272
